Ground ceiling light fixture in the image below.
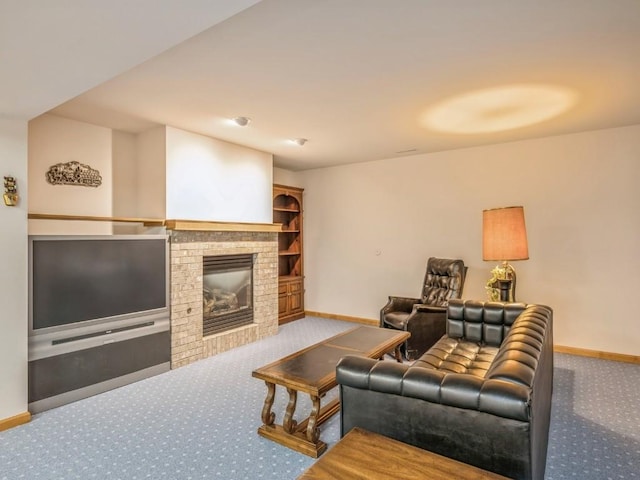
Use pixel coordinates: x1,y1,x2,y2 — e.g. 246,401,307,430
420,84,577,134
232,116,251,127
291,138,308,146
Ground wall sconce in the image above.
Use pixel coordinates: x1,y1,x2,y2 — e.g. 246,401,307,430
482,206,529,302
3,176,18,206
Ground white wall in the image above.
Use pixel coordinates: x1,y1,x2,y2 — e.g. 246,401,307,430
299,125,640,356
0,118,28,419
165,127,273,223
28,114,112,234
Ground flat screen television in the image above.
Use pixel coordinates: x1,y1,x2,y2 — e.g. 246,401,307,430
29,235,169,337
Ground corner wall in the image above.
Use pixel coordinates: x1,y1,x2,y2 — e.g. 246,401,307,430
0,118,28,421
299,125,640,356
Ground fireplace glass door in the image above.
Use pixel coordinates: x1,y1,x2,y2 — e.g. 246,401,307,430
202,254,254,336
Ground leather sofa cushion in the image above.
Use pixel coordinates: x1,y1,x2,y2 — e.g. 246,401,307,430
413,336,499,378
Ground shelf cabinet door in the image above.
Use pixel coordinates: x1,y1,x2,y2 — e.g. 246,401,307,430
288,280,303,313
278,283,289,316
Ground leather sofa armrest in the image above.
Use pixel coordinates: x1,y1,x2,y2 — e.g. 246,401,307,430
337,355,408,391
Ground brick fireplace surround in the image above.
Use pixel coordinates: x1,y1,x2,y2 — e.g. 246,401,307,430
169,228,279,368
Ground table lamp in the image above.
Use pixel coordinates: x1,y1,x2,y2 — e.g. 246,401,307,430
482,206,529,302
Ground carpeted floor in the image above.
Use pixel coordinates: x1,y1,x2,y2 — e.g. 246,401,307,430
0,316,638,479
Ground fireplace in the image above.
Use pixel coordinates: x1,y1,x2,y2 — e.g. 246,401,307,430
202,254,254,336
169,228,278,369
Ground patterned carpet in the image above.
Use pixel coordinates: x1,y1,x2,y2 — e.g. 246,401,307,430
0,316,638,479
546,354,640,479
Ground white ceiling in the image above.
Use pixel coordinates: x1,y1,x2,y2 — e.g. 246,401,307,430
0,0,260,118
7,0,640,171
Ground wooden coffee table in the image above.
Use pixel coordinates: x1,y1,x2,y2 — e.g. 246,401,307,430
297,427,510,479
252,326,409,457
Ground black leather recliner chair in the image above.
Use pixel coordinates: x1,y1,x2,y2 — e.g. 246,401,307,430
381,257,466,360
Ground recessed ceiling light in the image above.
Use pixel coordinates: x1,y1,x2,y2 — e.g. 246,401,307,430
232,116,251,127
290,138,308,146
420,84,577,134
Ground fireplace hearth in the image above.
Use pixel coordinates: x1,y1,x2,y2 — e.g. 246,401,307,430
203,254,254,336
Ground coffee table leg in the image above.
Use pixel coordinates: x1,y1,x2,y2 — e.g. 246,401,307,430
283,388,298,433
306,395,321,443
394,345,403,362
261,381,276,426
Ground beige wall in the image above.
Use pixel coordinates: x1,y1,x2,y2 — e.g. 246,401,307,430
273,167,301,187
135,126,167,219
111,131,137,214
28,114,113,234
298,125,640,356
0,118,28,420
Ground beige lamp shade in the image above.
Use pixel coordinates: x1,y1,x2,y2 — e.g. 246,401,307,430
482,206,529,261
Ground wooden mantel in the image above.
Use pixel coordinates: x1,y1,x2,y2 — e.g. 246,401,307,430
28,213,282,233
164,219,281,233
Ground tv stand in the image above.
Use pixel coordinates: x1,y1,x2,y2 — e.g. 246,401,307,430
28,314,170,413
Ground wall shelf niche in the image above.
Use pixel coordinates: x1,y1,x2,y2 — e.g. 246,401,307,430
273,184,304,324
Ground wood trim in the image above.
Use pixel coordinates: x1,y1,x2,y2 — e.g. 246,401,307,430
164,219,281,233
305,310,378,326
28,214,282,232
29,213,165,226
554,345,640,364
0,411,31,432
273,183,304,193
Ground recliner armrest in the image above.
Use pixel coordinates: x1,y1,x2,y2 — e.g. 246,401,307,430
382,296,421,315
413,304,446,313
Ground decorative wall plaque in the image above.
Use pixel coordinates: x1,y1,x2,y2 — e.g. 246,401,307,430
46,161,102,187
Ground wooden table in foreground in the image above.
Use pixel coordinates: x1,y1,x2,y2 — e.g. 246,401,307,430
252,326,409,457
297,427,511,480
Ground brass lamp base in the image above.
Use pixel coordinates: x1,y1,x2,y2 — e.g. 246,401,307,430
499,261,517,302
486,261,518,302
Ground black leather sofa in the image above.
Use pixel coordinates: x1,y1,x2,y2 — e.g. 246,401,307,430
337,299,554,480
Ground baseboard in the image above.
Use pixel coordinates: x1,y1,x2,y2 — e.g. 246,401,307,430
305,310,378,326
0,411,31,432
554,345,640,365
305,312,638,364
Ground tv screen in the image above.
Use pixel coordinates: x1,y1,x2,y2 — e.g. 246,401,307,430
30,236,168,333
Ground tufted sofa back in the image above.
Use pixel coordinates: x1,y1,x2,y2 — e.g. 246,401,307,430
446,299,527,346
421,257,467,306
445,299,553,390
